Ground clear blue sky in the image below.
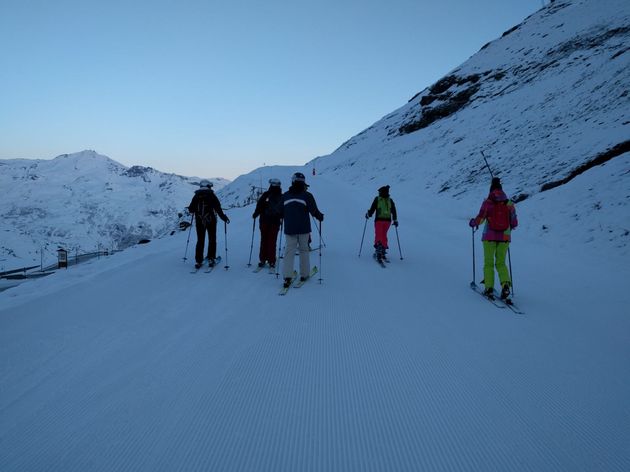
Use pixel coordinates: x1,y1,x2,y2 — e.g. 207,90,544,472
0,0,543,179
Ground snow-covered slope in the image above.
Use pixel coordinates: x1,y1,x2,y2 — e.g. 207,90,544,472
1,173,629,471
310,0,630,255
1,3,630,469
0,150,229,268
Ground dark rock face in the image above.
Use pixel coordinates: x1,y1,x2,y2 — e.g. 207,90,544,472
399,74,484,135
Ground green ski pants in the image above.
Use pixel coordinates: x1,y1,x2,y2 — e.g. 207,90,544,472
482,241,511,290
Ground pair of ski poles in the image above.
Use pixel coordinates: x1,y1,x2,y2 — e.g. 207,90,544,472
249,216,324,283
471,227,514,295
358,217,403,260
183,214,230,270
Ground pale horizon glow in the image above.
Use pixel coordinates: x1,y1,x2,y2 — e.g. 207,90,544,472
0,0,543,179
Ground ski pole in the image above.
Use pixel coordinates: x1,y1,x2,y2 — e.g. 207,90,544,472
395,224,403,260
312,215,327,248
480,150,494,178
278,219,284,260
471,226,476,288
508,245,514,297
317,220,323,284
183,214,194,262
358,217,368,257
247,217,256,267
224,220,230,270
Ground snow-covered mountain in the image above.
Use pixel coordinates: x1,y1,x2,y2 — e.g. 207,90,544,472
305,0,629,255
0,150,229,269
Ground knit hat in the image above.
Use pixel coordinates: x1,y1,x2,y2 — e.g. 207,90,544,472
490,177,502,191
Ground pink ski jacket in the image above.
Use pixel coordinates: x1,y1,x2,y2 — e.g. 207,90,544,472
471,189,518,242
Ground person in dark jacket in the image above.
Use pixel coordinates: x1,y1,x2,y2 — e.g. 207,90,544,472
281,172,324,287
188,180,229,269
366,185,398,262
252,178,283,269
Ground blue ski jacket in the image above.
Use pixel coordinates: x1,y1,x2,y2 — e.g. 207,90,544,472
281,184,323,235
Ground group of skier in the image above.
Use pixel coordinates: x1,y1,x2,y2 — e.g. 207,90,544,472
187,172,518,300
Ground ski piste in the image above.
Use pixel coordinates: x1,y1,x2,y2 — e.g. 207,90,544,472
279,271,298,296
204,256,222,273
293,266,318,288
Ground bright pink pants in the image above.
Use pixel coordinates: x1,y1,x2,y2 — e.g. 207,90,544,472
374,220,391,249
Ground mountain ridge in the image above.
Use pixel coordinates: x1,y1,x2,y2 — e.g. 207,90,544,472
0,150,229,268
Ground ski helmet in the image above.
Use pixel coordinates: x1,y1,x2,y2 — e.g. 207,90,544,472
269,178,281,187
291,172,306,183
199,179,213,188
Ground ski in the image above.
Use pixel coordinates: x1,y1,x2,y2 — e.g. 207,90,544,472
494,295,525,314
253,263,267,273
279,270,298,296
293,266,319,288
373,253,386,268
204,256,222,273
470,282,506,309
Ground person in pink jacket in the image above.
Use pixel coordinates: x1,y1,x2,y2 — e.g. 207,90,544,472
469,177,518,299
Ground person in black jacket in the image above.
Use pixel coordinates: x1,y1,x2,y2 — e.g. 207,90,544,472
366,185,398,262
252,178,283,269
188,180,229,269
281,172,323,287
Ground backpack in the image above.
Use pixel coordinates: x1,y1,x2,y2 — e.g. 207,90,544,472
376,197,391,219
487,200,510,232
198,196,216,226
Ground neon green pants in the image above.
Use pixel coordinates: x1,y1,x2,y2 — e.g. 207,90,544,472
482,241,511,290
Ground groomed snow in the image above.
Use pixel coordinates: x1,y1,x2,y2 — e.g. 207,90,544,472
1,169,629,471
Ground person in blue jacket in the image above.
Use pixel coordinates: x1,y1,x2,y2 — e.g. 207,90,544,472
281,172,324,287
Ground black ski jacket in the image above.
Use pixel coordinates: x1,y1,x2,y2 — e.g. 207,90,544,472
188,188,228,225
367,196,398,222
253,186,283,226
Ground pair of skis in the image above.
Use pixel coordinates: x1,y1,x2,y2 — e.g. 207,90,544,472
190,256,222,274
253,263,277,275
373,252,390,268
279,266,318,295
470,282,524,314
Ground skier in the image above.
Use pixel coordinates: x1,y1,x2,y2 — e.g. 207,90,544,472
469,177,518,299
281,172,324,288
365,185,398,263
252,178,283,269
188,180,230,269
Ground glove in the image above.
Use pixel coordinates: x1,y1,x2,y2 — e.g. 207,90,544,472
224,217,230,224
365,212,370,219
318,214,324,222
469,218,478,229
252,213,257,219
393,220,399,227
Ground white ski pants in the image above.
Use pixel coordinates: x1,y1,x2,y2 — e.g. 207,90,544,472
283,233,310,279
